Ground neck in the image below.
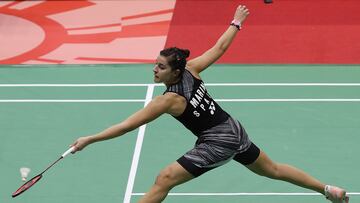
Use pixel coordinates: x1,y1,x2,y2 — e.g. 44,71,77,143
165,76,181,87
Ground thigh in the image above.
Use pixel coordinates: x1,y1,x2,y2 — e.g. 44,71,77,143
233,142,261,165
245,150,278,177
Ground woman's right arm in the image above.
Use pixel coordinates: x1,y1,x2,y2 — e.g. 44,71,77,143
70,94,176,153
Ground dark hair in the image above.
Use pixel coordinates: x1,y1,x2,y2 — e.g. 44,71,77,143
160,47,190,75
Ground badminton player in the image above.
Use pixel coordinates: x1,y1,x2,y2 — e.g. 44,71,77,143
71,5,349,203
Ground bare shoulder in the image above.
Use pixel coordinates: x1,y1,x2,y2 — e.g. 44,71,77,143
149,93,177,109
154,92,177,102
161,92,187,116
158,92,186,104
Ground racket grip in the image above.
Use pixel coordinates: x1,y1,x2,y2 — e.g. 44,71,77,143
62,146,75,158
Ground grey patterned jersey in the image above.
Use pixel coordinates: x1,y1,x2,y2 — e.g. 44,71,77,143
164,69,229,135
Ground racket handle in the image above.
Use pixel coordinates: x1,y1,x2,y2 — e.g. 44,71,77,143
62,146,75,158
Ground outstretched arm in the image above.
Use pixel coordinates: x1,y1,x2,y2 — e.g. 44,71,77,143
186,5,249,76
70,94,177,153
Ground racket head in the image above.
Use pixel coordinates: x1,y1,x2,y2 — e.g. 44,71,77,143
12,174,43,198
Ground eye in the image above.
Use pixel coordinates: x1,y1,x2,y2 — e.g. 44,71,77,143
155,63,166,69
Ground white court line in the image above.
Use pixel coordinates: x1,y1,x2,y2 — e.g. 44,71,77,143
0,84,152,87
0,99,144,103
207,83,360,87
132,192,360,196
2,83,358,102
1,99,360,103
216,99,360,102
1,83,360,87
123,84,155,203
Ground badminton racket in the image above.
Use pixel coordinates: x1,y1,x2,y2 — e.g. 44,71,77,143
12,146,75,198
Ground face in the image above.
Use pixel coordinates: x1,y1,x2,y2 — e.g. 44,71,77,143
153,55,180,85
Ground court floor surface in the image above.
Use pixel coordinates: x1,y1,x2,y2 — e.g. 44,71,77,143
1,64,359,203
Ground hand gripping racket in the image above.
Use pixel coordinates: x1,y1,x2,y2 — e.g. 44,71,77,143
12,146,75,198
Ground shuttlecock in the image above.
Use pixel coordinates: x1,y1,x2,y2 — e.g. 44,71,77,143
20,167,31,182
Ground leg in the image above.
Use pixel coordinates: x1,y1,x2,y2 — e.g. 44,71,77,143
246,150,326,194
138,162,194,203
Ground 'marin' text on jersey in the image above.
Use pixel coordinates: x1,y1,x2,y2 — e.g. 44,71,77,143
190,82,207,108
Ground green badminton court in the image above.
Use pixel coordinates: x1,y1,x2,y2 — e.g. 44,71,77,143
1,64,359,203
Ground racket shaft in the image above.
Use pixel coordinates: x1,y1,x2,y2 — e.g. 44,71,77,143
40,157,62,174
41,147,74,174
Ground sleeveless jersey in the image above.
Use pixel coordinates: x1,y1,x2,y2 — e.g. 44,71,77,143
164,69,230,135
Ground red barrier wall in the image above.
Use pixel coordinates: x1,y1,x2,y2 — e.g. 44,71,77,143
0,1,175,64
166,0,360,64
1,0,359,64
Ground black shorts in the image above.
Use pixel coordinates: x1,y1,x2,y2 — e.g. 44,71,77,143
177,117,261,177
177,142,260,177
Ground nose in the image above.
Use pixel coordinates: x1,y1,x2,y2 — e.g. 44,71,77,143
153,65,158,73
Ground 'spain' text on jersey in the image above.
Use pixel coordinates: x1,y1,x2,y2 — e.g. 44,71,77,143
189,82,216,117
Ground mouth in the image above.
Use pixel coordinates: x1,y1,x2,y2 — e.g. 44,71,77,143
153,75,160,83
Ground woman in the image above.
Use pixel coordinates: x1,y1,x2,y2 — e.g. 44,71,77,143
71,5,349,203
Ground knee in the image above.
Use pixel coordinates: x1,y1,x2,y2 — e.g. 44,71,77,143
254,162,281,180
249,152,282,180
154,167,176,189
266,163,281,179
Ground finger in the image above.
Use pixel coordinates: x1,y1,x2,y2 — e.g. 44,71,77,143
238,6,248,14
71,146,78,154
69,142,78,154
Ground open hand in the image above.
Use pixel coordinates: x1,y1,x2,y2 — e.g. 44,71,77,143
234,5,250,24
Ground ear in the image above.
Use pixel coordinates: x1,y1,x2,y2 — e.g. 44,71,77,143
173,69,181,77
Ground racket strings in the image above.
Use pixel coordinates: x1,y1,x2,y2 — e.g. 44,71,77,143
12,175,42,197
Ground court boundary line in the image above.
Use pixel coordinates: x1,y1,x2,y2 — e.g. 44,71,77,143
1,99,360,103
123,84,154,203
1,83,360,87
131,192,360,196
0,99,145,103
